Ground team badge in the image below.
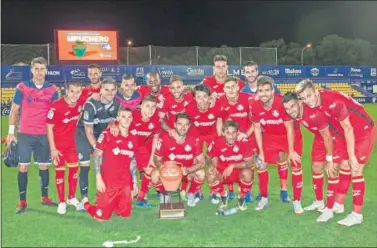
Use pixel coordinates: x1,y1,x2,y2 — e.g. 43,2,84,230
272,110,279,117
184,145,192,152
83,111,89,120
237,104,244,111
233,145,239,153
208,114,214,120
148,123,154,130
128,141,133,149
98,133,104,143
47,110,54,119
168,153,176,160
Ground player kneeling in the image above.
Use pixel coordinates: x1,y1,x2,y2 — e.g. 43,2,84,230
84,107,138,221
151,113,206,207
206,120,254,211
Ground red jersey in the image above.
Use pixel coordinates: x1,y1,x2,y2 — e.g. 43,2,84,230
161,93,193,129
218,92,251,132
96,128,138,186
155,132,201,167
202,76,245,96
129,110,161,150
46,97,85,147
81,84,101,101
207,137,252,172
137,85,171,110
317,90,374,139
185,102,222,136
297,105,344,140
250,94,299,136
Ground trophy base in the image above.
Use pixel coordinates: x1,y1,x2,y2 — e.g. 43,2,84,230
159,202,186,220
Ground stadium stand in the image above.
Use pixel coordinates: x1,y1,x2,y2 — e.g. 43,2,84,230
325,82,364,97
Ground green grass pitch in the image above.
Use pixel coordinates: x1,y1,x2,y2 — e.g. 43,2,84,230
1,104,377,247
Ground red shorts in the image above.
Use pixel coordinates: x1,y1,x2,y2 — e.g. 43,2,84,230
244,133,258,156
55,145,79,168
95,184,132,219
135,147,151,171
263,132,303,164
312,136,348,164
218,167,241,185
355,125,376,164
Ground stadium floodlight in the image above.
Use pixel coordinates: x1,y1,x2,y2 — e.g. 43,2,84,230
127,40,133,65
102,235,141,247
301,43,312,66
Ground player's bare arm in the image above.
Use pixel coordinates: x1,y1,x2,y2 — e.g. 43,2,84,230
339,116,358,170
46,123,61,165
216,117,223,136
93,148,106,192
6,102,20,144
253,122,264,163
182,154,205,176
159,112,176,137
153,154,163,168
318,126,337,176
84,124,97,149
284,119,301,166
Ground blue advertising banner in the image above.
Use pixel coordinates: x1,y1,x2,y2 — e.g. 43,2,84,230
100,65,125,81
63,66,88,81
1,66,30,82
325,66,348,78
46,66,65,82
304,66,327,78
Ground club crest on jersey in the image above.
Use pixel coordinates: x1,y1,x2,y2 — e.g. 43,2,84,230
272,110,279,117
128,141,133,149
233,145,239,153
47,110,54,119
184,145,192,152
83,111,89,120
208,114,214,120
98,133,104,143
148,123,154,130
168,153,176,160
237,104,244,111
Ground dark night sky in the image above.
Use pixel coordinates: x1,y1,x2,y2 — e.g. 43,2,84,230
2,0,377,47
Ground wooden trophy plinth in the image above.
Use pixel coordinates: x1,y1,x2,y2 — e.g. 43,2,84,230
159,191,186,220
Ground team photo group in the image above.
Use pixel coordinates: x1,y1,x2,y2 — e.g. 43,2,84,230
4,55,376,227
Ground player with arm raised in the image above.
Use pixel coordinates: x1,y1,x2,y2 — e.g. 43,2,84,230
283,92,349,221
46,81,84,214
202,55,245,105
296,79,376,226
206,120,254,211
250,76,303,213
75,78,120,209
152,113,206,207
7,57,59,214
83,107,138,221
217,77,256,203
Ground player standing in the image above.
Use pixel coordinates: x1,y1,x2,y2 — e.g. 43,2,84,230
202,55,245,101
250,76,303,213
152,113,206,207
130,95,162,207
76,78,120,208
296,79,376,226
81,64,102,99
46,81,84,214
216,77,255,203
115,74,142,110
7,57,59,214
137,72,170,110
282,92,349,221
84,107,138,221
206,120,254,210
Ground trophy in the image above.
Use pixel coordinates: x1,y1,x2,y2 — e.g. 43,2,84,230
158,161,186,219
